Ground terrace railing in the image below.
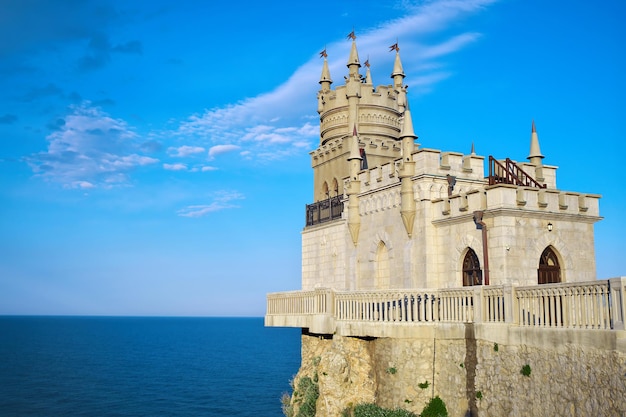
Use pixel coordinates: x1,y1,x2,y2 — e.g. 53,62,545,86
266,278,626,332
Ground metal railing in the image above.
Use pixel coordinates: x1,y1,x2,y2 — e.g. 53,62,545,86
305,195,344,226
488,156,546,188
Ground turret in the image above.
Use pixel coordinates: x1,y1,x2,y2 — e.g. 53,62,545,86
311,34,410,204
317,50,332,114
398,104,417,237
346,125,362,245
527,120,545,183
390,43,407,113
391,48,405,88
319,52,332,91
527,120,544,165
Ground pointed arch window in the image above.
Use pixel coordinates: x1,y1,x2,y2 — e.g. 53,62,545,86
376,241,390,289
538,246,561,284
331,178,339,197
462,248,482,286
320,181,329,202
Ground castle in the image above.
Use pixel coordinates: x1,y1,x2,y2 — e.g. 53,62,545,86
266,37,625,417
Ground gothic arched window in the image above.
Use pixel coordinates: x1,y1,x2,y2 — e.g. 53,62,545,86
321,181,329,201
331,178,339,196
538,246,561,284
462,248,482,286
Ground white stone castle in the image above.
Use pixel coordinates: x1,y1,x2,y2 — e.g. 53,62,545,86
305,38,600,293
266,36,625,417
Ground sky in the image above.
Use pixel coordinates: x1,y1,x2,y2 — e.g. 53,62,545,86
0,0,624,316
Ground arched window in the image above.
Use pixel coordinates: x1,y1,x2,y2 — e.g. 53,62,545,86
321,181,329,201
538,246,561,284
331,178,339,196
462,248,482,286
376,241,390,289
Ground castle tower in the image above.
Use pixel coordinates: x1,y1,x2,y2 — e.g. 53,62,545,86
310,37,412,202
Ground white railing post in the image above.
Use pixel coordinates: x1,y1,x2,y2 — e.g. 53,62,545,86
609,277,626,330
473,286,483,323
503,284,515,323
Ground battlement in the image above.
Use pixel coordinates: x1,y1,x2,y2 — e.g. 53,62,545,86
319,84,403,145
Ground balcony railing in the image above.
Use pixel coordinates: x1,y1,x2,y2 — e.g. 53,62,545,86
305,195,344,226
488,156,546,188
266,278,626,334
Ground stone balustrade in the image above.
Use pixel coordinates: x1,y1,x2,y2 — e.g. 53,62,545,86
265,277,626,335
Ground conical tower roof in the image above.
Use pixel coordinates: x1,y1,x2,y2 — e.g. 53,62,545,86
319,56,332,85
391,51,405,78
527,120,544,163
347,36,360,68
400,104,417,139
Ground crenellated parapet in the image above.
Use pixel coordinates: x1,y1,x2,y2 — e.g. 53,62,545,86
431,184,600,222
319,85,404,144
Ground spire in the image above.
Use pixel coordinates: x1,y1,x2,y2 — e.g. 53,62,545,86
319,54,332,86
390,42,405,87
527,120,544,164
471,142,476,155
346,31,361,76
400,103,416,139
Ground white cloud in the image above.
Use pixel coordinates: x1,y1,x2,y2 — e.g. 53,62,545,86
167,145,205,157
208,144,241,159
163,163,187,171
177,191,245,217
26,102,158,187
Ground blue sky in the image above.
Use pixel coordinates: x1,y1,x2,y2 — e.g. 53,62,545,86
0,0,624,316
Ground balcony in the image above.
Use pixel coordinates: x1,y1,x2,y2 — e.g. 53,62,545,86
265,278,626,336
305,195,344,226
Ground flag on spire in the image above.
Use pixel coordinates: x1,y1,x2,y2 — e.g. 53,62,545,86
389,42,400,52
364,57,370,68
347,30,356,41
319,48,327,58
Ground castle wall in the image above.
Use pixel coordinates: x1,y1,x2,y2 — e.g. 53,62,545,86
302,145,601,290
289,325,625,417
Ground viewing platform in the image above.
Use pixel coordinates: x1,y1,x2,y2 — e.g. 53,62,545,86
266,278,626,342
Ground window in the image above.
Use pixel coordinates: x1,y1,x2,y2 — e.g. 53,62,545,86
331,178,339,196
462,248,482,286
538,246,561,284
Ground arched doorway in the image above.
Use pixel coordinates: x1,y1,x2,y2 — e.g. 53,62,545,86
538,246,561,284
462,248,482,286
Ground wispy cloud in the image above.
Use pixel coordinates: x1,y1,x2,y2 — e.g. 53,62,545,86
166,0,495,166
208,144,241,159
168,145,205,157
163,163,187,171
26,102,158,188
177,191,245,217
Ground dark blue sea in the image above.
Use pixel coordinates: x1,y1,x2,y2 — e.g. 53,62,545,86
0,316,301,416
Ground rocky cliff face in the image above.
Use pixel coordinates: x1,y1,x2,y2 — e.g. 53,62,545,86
285,328,626,417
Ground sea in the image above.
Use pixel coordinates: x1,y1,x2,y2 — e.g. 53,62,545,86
0,316,302,417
